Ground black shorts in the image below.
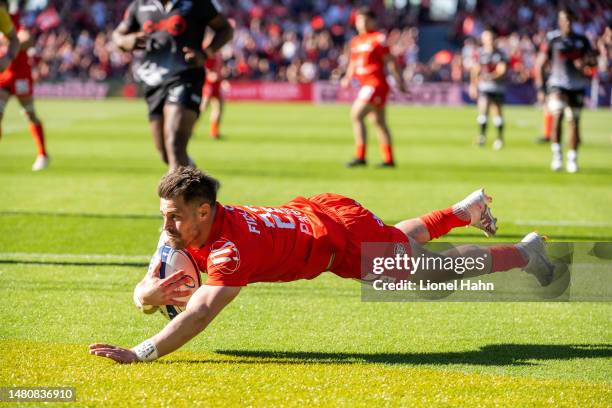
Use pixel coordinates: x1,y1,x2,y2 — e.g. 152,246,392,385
549,87,585,108
480,91,505,104
144,69,204,121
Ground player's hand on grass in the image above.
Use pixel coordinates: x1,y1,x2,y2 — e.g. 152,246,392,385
137,259,192,307
183,47,205,67
89,343,139,364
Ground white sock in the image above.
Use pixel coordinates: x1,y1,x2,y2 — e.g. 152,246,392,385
567,149,577,162
551,143,562,160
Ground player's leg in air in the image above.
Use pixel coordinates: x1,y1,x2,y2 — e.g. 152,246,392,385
563,91,583,173
346,94,374,167
17,94,49,171
368,104,395,167
475,92,490,146
548,89,567,171
393,189,554,286
490,95,505,150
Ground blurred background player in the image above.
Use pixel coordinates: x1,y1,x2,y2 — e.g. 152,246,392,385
535,36,553,145
536,9,597,173
201,51,223,140
469,27,508,150
341,7,406,168
113,0,233,171
0,0,47,170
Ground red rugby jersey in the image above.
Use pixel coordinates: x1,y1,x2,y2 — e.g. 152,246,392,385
349,31,390,87
186,197,345,286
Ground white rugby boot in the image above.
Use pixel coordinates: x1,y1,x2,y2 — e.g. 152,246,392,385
453,188,498,237
566,150,578,173
518,232,555,287
32,155,50,171
492,138,504,150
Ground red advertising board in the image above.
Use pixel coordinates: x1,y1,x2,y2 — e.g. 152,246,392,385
312,81,464,106
225,81,312,102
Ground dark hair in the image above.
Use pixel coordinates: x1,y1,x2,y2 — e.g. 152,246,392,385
356,6,376,20
158,167,220,206
558,8,576,21
483,25,497,36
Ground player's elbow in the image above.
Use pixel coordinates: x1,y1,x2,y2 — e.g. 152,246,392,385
112,30,128,51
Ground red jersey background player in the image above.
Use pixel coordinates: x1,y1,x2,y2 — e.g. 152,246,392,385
341,7,406,168
201,53,224,139
89,167,558,364
0,2,47,171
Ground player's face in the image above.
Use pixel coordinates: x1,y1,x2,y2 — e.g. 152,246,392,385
355,14,374,34
558,12,572,35
160,197,203,250
481,31,494,48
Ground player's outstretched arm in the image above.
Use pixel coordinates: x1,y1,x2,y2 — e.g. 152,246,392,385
90,284,241,364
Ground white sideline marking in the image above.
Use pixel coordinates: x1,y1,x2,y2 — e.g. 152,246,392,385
0,252,150,262
513,220,612,228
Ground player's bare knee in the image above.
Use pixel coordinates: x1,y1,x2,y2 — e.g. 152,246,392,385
563,107,580,122
547,98,565,116
21,102,39,123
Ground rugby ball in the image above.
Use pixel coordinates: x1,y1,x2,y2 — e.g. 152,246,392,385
151,244,201,320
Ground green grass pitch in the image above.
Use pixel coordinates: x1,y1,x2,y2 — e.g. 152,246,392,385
0,99,611,406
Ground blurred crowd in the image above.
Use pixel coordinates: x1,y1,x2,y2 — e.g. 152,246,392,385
8,0,612,86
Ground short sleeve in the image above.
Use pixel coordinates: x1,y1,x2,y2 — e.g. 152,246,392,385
199,0,221,25
121,1,140,33
204,239,249,286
